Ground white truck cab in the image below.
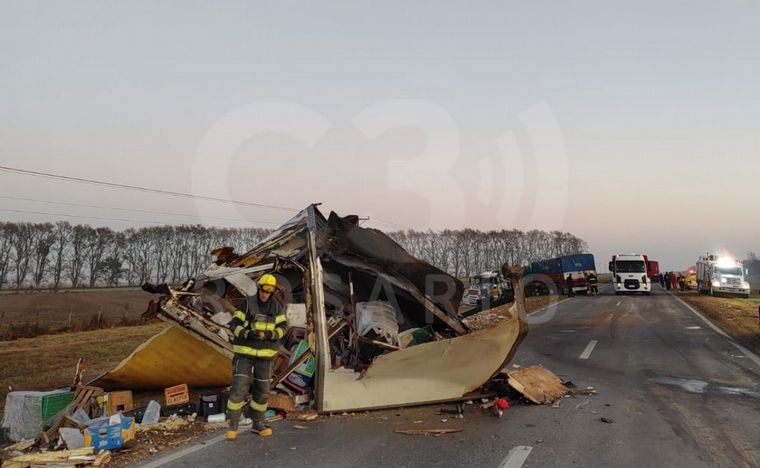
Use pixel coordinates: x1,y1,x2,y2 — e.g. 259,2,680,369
697,255,751,298
610,254,651,295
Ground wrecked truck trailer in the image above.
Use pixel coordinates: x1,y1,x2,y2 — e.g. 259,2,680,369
95,204,528,412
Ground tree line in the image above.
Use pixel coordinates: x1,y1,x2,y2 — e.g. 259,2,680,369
0,222,271,289
386,228,589,278
0,221,590,289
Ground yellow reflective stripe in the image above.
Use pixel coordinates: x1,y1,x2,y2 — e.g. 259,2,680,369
249,400,268,412
274,314,287,325
233,310,247,322
233,325,244,338
227,399,246,411
252,322,276,331
233,345,278,358
274,327,285,339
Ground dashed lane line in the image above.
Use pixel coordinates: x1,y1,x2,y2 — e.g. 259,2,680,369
498,446,534,468
579,340,598,360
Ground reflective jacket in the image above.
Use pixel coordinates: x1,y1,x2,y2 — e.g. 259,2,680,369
228,296,287,359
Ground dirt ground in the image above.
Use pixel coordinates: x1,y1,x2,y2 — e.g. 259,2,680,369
0,322,167,411
0,290,155,329
674,290,760,353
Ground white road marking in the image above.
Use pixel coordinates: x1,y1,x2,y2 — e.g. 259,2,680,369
579,340,598,360
498,445,533,468
670,293,760,369
615,301,622,307
138,433,227,468
686,326,701,330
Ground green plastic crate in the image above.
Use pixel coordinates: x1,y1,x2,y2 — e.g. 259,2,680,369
41,391,75,427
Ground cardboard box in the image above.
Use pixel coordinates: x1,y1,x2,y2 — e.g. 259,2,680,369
106,391,133,416
84,415,135,451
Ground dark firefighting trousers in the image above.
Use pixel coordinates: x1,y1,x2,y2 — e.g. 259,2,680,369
226,355,273,431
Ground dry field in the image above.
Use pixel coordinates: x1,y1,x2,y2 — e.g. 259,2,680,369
675,290,760,353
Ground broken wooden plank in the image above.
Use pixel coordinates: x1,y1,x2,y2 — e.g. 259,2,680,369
507,364,568,405
1,447,94,468
1,439,35,454
41,386,104,445
394,428,463,436
357,336,401,351
92,451,111,467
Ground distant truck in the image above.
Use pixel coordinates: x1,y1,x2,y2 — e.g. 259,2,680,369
610,254,651,295
646,258,660,280
696,255,751,298
525,254,596,295
462,271,515,308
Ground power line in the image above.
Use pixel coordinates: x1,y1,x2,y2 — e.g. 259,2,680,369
369,216,408,231
0,165,299,212
0,195,280,225
0,207,169,225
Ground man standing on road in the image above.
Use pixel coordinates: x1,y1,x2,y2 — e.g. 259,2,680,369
670,271,678,292
659,273,666,288
587,272,599,296
566,274,576,297
665,272,672,290
226,274,288,440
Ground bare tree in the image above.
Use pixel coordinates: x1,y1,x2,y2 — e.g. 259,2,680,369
30,223,55,287
0,223,15,288
51,222,71,289
67,225,90,288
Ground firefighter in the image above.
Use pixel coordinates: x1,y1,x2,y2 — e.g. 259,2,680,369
587,272,599,296
226,273,287,440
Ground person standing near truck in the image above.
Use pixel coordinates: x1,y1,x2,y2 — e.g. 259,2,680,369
226,274,288,440
586,272,599,296
566,273,576,297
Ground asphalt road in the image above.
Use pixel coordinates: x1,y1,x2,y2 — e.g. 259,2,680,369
137,285,760,468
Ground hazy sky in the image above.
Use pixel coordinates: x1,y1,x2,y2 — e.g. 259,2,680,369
2,1,759,271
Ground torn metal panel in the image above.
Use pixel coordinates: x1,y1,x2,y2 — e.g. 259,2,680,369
92,326,231,390
325,212,463,318
320,301,525,412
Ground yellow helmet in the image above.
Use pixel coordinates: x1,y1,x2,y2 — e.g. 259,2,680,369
258,274,277,293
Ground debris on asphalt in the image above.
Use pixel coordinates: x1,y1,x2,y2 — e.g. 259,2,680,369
394,429,464,436
1,447,110,468
507,365,569,405
491,398,510,418
600,417,614,424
